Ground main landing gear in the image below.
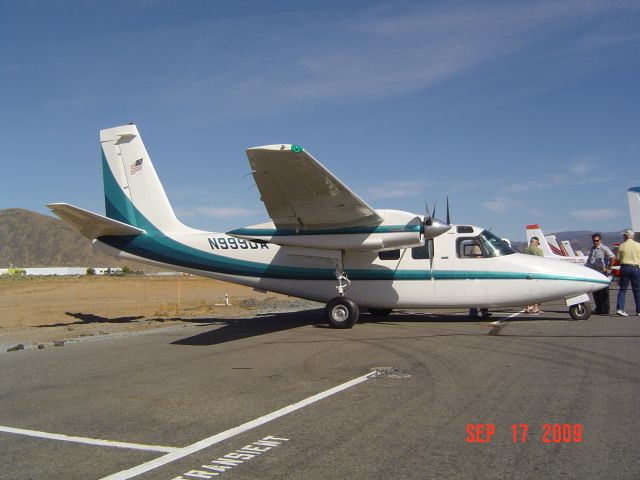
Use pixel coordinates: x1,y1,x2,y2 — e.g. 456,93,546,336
325,270,360,328
569,302,591,321
325,296,359,328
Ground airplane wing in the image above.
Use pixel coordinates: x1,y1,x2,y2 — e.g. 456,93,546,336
47,203,145,239
246,145,383,229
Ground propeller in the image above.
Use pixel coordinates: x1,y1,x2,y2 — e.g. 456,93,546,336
422,202,451,240
422,198,452,278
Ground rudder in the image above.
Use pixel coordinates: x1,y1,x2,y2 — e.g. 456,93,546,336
100,124,184,232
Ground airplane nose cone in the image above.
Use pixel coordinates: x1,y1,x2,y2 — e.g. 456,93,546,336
584,267,611,293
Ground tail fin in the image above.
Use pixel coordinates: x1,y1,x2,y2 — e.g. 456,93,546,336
526,224,563,257
560,240,576,256
628,186,640,233
100,124,184,232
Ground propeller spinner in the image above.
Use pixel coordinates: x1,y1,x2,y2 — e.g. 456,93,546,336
423,201,451,240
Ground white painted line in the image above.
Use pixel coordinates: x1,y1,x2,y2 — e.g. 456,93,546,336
490,311,521,325
100,371,375,480
0,426,178,453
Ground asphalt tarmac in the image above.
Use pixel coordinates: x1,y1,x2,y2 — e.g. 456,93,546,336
2,298,639,479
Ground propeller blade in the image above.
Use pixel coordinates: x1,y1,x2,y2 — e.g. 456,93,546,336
428,239,434,279
432,201,436,219
446,196,451,225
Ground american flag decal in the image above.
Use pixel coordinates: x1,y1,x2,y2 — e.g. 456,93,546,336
130,158,143,175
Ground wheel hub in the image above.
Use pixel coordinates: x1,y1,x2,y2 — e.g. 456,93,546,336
332,305,349,321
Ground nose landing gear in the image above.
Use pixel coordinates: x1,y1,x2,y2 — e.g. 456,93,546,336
569,302,591,321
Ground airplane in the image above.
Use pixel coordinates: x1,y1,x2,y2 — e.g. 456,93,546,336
628,186,640,234
525,224,587,265
48,124,609,328
559,240,584,258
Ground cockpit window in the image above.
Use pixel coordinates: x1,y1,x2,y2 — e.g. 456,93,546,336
457,238,486,258
478,230,516,257
457,231,516,258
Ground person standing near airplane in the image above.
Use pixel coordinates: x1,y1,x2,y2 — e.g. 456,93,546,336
586,233,614,315
524,236,544,256
523,237,544,314
616,229,640,317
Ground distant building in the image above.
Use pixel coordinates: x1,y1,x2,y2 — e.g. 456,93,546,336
0,267,123,276
93,267,123,275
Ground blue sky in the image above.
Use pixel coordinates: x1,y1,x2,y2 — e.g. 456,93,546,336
1,0,639,241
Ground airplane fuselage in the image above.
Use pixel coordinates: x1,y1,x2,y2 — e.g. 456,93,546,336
94,221,607,310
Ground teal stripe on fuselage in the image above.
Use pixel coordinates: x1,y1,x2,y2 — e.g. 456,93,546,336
101,227,609,284
227,225,421,236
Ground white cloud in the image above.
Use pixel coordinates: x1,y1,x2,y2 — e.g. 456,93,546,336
570,208,619,221
365,180,431,199
568,160,596,175
142,0,640,112
484,197,517,212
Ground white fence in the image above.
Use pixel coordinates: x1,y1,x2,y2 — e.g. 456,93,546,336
0,267,122,276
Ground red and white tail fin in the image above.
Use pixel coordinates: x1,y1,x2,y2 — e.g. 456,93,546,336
525,224,587,264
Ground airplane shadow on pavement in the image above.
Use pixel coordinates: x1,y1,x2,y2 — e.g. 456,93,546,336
171,309,325,346
170,309,513,347
35,312,146,327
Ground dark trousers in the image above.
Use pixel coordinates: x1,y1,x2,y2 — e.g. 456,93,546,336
616,265,640,313
593,286,610,314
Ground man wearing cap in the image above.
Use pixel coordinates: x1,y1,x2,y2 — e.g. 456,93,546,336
615,229,640,317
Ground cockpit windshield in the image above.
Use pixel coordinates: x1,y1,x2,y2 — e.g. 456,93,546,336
478,230,516,257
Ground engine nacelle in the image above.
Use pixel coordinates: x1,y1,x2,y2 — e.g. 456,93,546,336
228,210,423,251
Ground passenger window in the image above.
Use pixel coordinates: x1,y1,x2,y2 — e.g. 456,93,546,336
411,242,430,259
379,249,401,260
457,238,485,259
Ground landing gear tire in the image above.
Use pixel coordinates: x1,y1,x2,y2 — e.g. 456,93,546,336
369,308,392,317
569,302,591,321
325,297,359,328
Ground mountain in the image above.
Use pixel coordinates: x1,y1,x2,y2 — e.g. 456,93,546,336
554,230,623,253
0,208,148,270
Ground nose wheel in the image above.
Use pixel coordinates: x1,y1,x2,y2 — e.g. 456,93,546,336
325,296,359,328
569,302,591,321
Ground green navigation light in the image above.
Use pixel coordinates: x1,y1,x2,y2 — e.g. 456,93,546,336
291,145,303,153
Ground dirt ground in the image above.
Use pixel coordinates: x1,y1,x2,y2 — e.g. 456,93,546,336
0,275,312,350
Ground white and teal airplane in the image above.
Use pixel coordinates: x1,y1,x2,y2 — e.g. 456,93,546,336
48,124,608,328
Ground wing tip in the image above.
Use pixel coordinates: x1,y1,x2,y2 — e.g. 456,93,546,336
246,144,304,153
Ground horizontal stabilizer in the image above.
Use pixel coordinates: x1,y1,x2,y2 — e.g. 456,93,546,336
47,203,145,239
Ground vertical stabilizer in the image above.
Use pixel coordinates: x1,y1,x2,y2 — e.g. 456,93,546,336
561,240,576,256
628,187,640,233
100,124,184,232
